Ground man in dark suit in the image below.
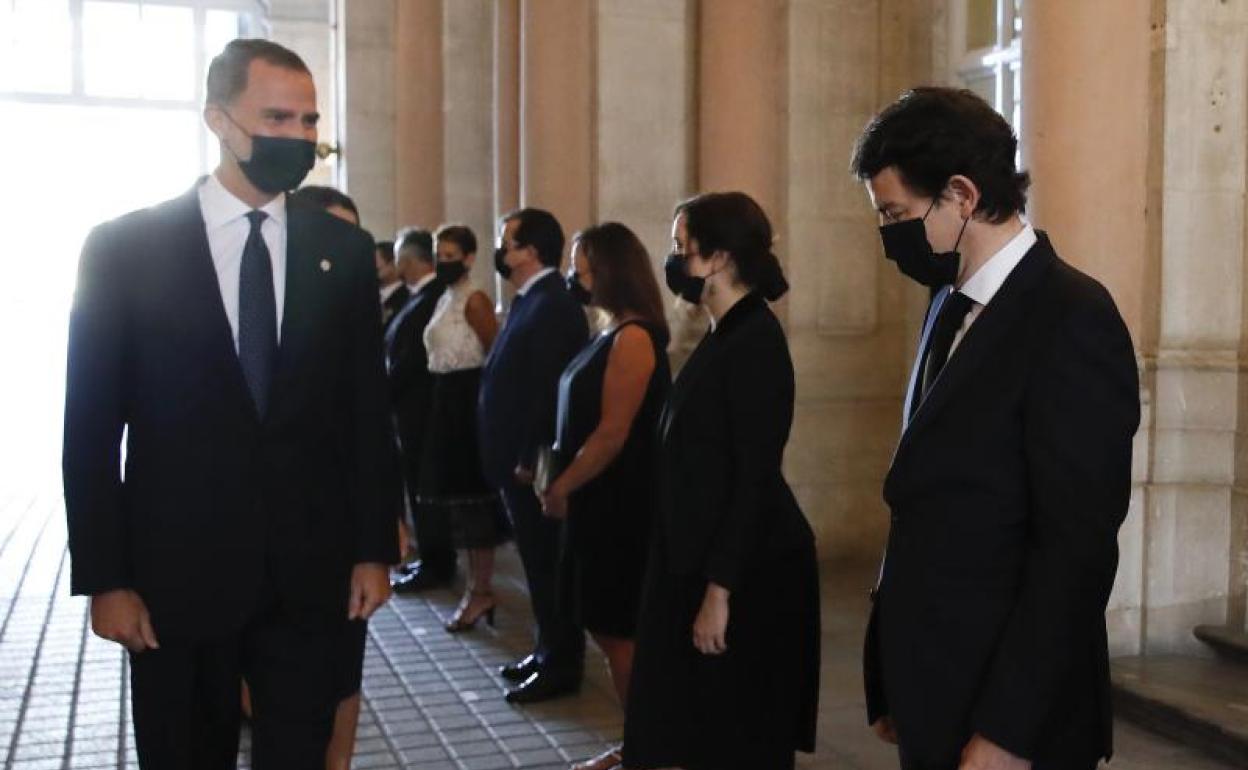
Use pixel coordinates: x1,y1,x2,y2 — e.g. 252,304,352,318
62,39,397,768
384,227,455,592
851,87,1140,770
377,240,409,330
479,208,589,703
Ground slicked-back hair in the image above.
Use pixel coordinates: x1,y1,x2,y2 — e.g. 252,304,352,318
376,241,397,266
850,87,1030,223
291,185,358,220
395,228,434,266
206,38,311,107
500,208,564,268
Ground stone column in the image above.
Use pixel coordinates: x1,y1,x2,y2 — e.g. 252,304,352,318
336,0,397,237
595,0,695,325
696,0,783,225
269,0,335,187
443,0,495,291
1020,0,1156,656
491,0,520,307
518,0,594,266
394,0,444,231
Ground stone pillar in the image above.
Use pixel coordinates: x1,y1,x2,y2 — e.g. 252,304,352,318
336,0,397,237
394,0,443,231
519,0,594,266
1021,0,1155,656
491,0,520,307
443,0,495,291
595,0,695,324
696,0,783,225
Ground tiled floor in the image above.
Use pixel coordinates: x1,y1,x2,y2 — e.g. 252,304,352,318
0,485,1239,769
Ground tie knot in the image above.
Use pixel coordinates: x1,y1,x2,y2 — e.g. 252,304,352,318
246,210,268,229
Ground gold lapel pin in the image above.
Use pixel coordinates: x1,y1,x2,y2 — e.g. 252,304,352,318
320,259,332,272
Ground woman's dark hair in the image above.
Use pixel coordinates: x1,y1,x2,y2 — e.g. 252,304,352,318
501,208,564,268
674,192,788,301
206,38,310,107
573,223,670,341
850,87,1030,223
435,223,478,256
292,185,359,220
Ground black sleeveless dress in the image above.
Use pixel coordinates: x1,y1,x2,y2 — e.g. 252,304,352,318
553,320,671,638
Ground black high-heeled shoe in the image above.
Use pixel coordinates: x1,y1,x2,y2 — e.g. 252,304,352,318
445,591,497,633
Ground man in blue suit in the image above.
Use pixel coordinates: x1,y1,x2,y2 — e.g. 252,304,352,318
479,208,588,703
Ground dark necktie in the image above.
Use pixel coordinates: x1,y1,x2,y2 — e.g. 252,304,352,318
920,290,974,401
238,210,277,417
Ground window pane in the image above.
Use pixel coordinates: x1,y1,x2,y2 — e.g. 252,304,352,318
204,9,242,77
141,5,195,100
6,0,72,94
83,1,142,98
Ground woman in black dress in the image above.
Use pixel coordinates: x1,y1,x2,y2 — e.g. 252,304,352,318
538,223,670,770
621,192,820,770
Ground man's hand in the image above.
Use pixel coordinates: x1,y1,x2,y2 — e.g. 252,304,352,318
871,716,898,745
959,734,1031,770
90,589,159,653
692,583,730,655
348,563,391,621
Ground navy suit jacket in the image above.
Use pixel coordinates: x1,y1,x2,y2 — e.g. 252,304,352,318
478,272,589,489
62,182,401,641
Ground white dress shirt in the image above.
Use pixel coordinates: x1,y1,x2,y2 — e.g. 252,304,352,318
950,222,1037,355
380,280,404,305
197,173,287,350
517,267,556,296
408,273,438,294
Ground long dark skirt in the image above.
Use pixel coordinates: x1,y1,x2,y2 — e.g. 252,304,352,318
417,369,508,549
622,538,821,770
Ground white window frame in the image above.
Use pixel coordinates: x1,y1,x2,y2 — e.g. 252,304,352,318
947,0,1022,131
0,0,269,172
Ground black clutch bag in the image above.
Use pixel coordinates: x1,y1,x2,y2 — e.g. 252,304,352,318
534,444,567,495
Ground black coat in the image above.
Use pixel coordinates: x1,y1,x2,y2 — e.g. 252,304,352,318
384,278,446,452
62,183,401,641
477,272,589,489
381,283,410,330
864,232,1140,767
624,293,819,770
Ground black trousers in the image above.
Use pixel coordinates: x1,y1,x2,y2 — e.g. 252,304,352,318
128,597,340,769
500,480,584,674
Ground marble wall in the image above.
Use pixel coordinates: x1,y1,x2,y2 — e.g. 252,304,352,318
273,0,1248,656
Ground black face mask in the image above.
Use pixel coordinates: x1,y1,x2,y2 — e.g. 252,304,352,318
436,261,467,284
878,198,969,288
565,274,592,306
222,112,316,194
664,252,706,305
493,246,512,280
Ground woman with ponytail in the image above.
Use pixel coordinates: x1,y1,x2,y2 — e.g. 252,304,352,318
621,191,820,770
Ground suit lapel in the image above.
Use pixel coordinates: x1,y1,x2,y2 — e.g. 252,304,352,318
172,184,254,415
891,236,1056,468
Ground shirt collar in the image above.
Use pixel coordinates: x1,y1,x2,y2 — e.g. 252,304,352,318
380,281,403,302
517,267,556,296
958,222,1036,307
199,172,287,232
409,273,438,293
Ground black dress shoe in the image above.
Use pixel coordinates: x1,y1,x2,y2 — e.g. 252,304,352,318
503,670,580,704
498,653,542,683
391,562,454,593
